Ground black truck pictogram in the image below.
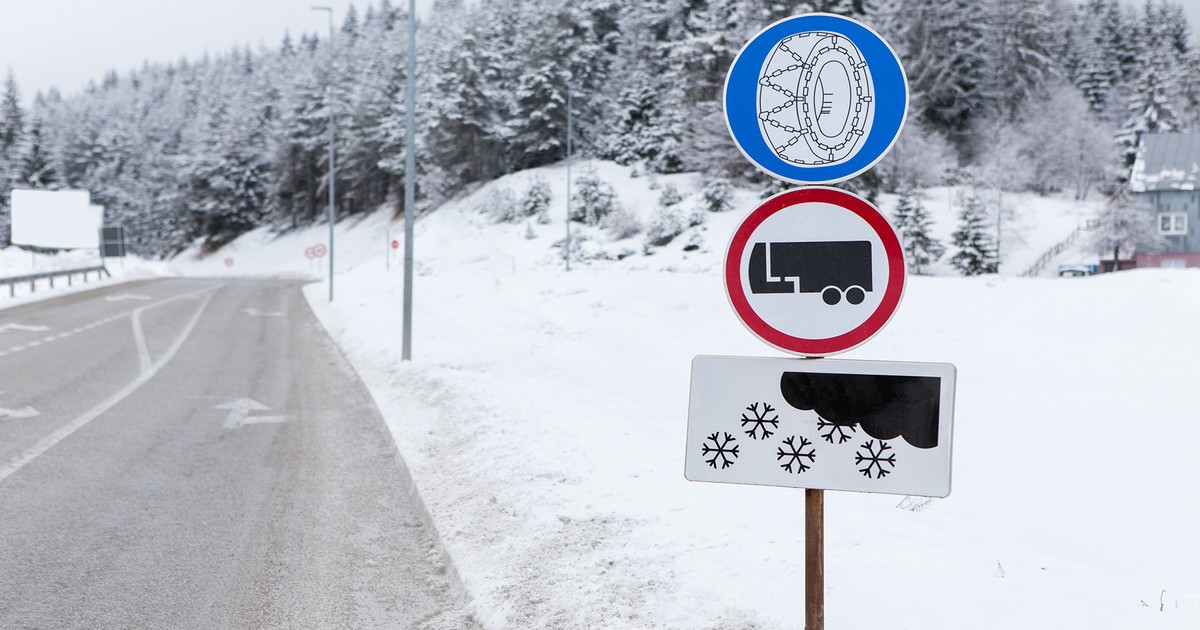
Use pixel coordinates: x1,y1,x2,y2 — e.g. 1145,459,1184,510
749,241,872,305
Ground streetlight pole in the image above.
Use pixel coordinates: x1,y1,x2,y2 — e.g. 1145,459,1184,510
565,86,572,272
401,0,416,361
312,5,336,302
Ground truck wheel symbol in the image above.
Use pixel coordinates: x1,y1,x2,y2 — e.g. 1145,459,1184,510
750,241,872,305
822,287,842,305
845,286,866,305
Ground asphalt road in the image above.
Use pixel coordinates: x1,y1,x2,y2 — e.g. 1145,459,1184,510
0,278,473,629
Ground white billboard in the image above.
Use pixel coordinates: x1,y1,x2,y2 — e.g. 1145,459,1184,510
9,189,101,249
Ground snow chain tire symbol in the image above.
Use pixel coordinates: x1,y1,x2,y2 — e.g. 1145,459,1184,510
758,31,873,167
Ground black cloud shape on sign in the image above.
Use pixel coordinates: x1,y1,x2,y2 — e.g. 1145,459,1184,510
779,372,941,449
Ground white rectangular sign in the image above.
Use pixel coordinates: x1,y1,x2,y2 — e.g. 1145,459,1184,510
686,355,956,497
9,189,100,249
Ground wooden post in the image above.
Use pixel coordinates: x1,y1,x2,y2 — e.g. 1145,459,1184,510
806,488,824,630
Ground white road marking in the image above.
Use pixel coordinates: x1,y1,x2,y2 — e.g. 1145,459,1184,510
0,288,219,485
241,416,288,426
215,398,288,429
2,288,214,358
0,323,50,333
131,309,152,375
0,406,40,420
243,308,284,317
105,293,151,302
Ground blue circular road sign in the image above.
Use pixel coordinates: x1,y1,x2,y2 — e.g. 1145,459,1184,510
724,13,908,185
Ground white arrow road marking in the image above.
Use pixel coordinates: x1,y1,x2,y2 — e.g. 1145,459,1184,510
0,406,40,420
243,308,284,317
0,392,40,420
105,293,151,302
215,398,289,429
242,416,289,426
0,323,51,333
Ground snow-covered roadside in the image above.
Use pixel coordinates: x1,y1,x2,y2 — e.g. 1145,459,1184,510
292,168,1198,628
0,247,170,309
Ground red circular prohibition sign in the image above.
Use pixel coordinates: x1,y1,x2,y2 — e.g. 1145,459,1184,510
724,187,906,356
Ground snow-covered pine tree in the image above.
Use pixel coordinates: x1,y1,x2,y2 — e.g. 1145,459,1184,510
949,188,998,275
1115,1,1187,167
272,40,327,229
570,166,620,226
1065,0,1120,117
16,114,57,188
1179,49,1200,131
699,179,733,213
413,1,511,197
521,176,552,223
339,2,403,217
892,186,944,275
975,0,1062,125
868,0,988,146
0,71,24,245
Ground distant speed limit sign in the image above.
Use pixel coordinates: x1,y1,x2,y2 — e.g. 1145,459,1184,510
312,244,327,258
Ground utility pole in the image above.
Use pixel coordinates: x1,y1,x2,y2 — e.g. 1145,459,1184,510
565,87,573,272
401,0,417,361
312,5,336,302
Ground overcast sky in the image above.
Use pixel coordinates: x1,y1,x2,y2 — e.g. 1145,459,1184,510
0,0,430,106
1,1,1197,108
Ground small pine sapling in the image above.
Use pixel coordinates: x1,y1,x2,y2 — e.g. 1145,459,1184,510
521,176,552,224
892,185,945,275
700,179,734,213
570,168,621,227
949,188,999,275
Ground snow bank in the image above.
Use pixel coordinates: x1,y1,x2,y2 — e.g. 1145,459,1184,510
295,165,1196,628
0,246,168,308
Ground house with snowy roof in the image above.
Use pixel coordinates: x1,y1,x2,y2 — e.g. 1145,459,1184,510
1129,132,1200,268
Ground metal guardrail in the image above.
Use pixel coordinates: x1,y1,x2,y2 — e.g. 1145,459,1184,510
1,266,110,297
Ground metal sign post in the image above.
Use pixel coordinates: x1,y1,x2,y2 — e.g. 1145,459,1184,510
401,0,416,361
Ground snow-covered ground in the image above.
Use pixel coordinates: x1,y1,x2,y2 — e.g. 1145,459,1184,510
0,246,167,307
3,165,1197,628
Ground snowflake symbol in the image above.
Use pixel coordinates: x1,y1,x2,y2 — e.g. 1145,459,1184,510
777,435,816,474
855,440,896,479
817,416,856,444
702,432,740,469
740,402,780,440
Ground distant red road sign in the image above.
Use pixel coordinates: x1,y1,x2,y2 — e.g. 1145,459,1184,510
304,246,316,260
391,240,399,249
312,244,328,258
725,186,905,356
224,257,234,268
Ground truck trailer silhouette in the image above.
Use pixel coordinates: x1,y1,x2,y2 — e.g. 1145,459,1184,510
749,240,872,305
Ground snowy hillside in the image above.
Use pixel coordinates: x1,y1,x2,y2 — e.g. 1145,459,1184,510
4,164,1197,629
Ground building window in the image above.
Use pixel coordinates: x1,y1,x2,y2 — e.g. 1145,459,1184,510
1159,212,1187,235
1161,258,1186,269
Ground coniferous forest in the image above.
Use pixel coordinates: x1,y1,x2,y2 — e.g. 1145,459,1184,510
0,0,1196,257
